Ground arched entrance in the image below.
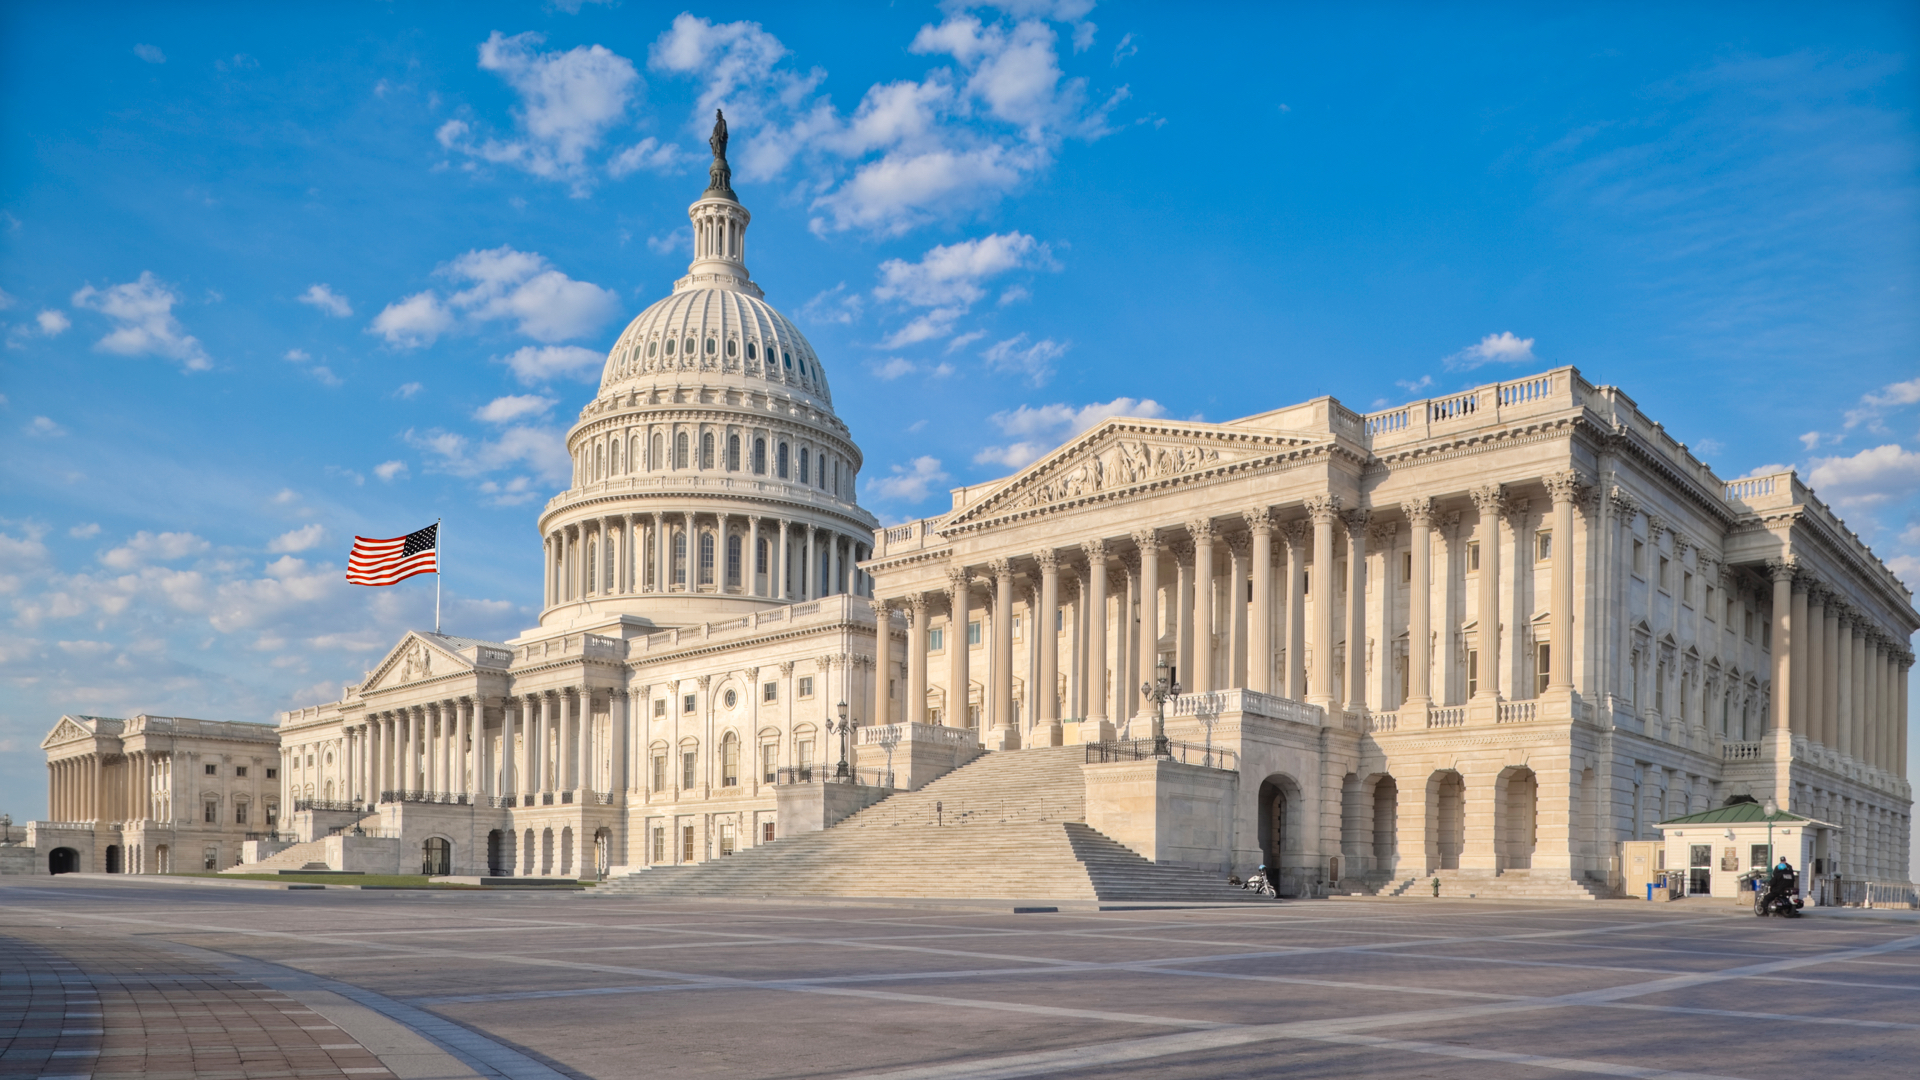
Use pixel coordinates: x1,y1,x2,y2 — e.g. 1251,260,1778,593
154,844,170,874
422,837,451,876
1371,775,1399,870
1430,771,1465,870
593,827,612,878
49,848,79,874
104,844,121,874
486,829,509,876
1496,766,1538,870
1256,774,1302,895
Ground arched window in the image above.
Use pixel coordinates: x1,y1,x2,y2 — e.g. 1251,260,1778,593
798,447,810,485
725,339,737,358
776,443,790,479
651,433,663,470
699,532,715,585
721,732,740,787
585,536,596,593
701,432,715,469
746,342,758,361
673,532,687,587
610,439,621,474
675,432,690,469
726,534,742,587
832,459,841,495
630,435,640,472
726,434,741,471
705,337,716,356
648,340,658,357
664,337,676,356
752,437,766,474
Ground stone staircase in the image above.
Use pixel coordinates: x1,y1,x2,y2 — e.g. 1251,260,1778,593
595,745,1259,904
221,838,333,874
1376,869,1616,901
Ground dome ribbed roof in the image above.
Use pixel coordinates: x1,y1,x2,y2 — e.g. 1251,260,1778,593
598,285,831,406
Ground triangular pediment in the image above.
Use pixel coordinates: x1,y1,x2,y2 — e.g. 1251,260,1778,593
42,716,95,749
944,418,1324,530
362,632,475,694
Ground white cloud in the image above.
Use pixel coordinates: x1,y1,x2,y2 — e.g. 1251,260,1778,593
68,523,100,539
973,396,1166,470
646,227,691,255
371,247,618,349
408,424,570,487
608,137,687,177
267,524,327,553
500,344,604,385
872,232,1052,345
272,488,299,504
1799,431,1824,450
99,531,210,570
868,357,953,381
70,271,212,371
134,43,165,64
440,31,643,194
35,310,69,335
867,455,949,502
24,416,65,437
1395,374,1435,396
1806,443,1920,506
1842,376,1920,433
284,348,310,362
800,284,863,325
474,394,556,423
1442,331,1536,371
298,283,352,317
981,333,1069,385
395,382,423,399
648,10,1122,237
1112,32,1137,66
373,460,409,482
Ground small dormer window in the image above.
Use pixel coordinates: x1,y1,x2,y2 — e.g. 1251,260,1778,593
648,340,658,357
783,351,792,368
726,339,737,357
746,342,758,361
684,337,696,355
705,337,716,355
664,338,675,356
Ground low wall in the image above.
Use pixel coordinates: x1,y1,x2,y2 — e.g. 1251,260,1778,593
1082,758,1238,872
324,834,406,874
775,781,894,835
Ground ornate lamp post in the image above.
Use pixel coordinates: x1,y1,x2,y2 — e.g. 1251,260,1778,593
1139,658,1181,757
829,701,856,780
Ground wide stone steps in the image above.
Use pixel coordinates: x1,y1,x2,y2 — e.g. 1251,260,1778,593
1376,871,1615,901
596,746,1257,903
222,838,332,874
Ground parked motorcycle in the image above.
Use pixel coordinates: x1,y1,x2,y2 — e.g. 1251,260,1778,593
1745,868,1804,917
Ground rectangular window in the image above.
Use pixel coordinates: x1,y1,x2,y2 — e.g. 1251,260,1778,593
652,755,666,792
682,751,697,789
1467,650,1479,697
797,739,814,769
1055,609,1064,633
722,739,739,787
1656,662,1667,713
764,821,776,842
1536,531,1551,562
763,681,778,702
204,846,219,872
652,826,665,864
205,763,218,776
1633,540,1645,576
1762,620,1771,649
204,801,218,824
719,823,736,856
235,804,248,825
654,698,667,717
1012,614,1023,640
799,676,814,698
681,824,695,863
1690,844,1711,869
1402,550,1413,582
1659,556,1670,590
265,768,277,780
888,677,897,700
929,627,945,651
1468,543,1480,572
234,766,247,778
1535,644,1551,696
762,744,778,784
683,693,696,714
1751,844,1770,869
1704,585,1716,619
1744,611,1754,642
968,619,982,646
1682,571,1693,604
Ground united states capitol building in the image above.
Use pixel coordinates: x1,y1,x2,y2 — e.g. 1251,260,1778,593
20,129,1918,900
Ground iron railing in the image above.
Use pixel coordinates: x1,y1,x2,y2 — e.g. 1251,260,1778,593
243,831,285,842
1085,738,1239,771
378,790,474,806
326,824,401,838
775,765,890,786
293,799,363,813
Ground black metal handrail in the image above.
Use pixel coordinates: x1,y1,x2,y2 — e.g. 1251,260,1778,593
774,766,890,786
293,799,362,813
1084,738,1238,771
377,790,475,806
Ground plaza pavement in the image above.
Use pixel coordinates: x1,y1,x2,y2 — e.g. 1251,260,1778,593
1,877,1914,1079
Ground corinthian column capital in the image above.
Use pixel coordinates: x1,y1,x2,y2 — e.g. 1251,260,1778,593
1401,497,1434,527
1304,495,1342,524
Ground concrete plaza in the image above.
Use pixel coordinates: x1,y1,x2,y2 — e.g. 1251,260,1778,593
1,878,1914,1079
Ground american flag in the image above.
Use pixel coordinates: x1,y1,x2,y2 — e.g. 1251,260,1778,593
346,523,438,586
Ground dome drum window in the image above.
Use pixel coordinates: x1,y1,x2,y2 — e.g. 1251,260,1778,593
705,338,717,356
648,341,658,357
684,338,696,356
746,342,758,361
725,339,737,358
664,338,675,356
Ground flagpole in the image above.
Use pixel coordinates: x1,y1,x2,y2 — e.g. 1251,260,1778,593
435,517,443,635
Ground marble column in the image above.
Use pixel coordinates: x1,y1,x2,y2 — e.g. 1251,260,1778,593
873,599,894,727
1037,550,1061,736
1189,520,1215,694
1789,575,1810,736
1767,560,1794,734
1285,521,1308,700
777,520,791,599
1246,510,1273,696
1343,507,1370,711
1835,614,1855,758
1083,540,1111,737
1134,530,1161,720
805,527,817,600
948,568,971,729
1229,535,1250,689
1404,499,1435,710
748,517,761,597
1173,542,1194,687
1306,496,1340,709
502,698,520,802
1119,558,1139,728
1806,585,1828,745
1545,475,1578,692
1471,486,1506,702
577,689,593,796
1864,637,1882,770
457,699,472,795
990,558,1018,748
907,594,929,726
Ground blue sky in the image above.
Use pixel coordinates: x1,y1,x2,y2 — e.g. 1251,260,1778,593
2,2,1917,830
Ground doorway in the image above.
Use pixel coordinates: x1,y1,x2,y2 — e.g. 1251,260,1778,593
104,844,121,874
48,847,78,874
486,829,509,876
422,836,451,876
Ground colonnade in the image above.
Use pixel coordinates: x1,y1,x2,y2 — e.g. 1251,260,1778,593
46,751,175,824
1773,567,1913,775
543,512,871,608
355,689,631,806
874,477,1589,748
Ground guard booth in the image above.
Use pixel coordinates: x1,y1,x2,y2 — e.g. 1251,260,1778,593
1655,799,1839,900
1621,841,1661,900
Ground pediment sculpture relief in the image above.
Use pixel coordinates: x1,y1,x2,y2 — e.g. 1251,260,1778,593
1005,438,1229,513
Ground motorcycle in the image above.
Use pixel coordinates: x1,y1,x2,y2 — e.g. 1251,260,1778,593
1745,869,1804,917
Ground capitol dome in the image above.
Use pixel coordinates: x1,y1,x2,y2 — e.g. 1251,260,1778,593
534,112,876,632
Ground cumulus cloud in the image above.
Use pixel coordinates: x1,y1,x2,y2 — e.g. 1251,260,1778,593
981,333,1069,385
648,9,1123,236
298,283,352,317
35,310,70,336
373,459,409,482
974,396,1165,470
267,524,327,553
24,416,65,437
70,272,211,371
867,456,949,503
1806,444,1920,507
607,137,687,177
871,232,1053,346
68,523,101,539
500,344,604,384
868,357,953,381
408,422,570,492
133,43,165,64
99,531,210,570
474,394,556,423
438,31,647,194
370,247,619,349
1442,331,1536,371
1842,376,1920,433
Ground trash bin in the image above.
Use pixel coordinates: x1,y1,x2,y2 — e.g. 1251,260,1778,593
1646,882,1657,901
